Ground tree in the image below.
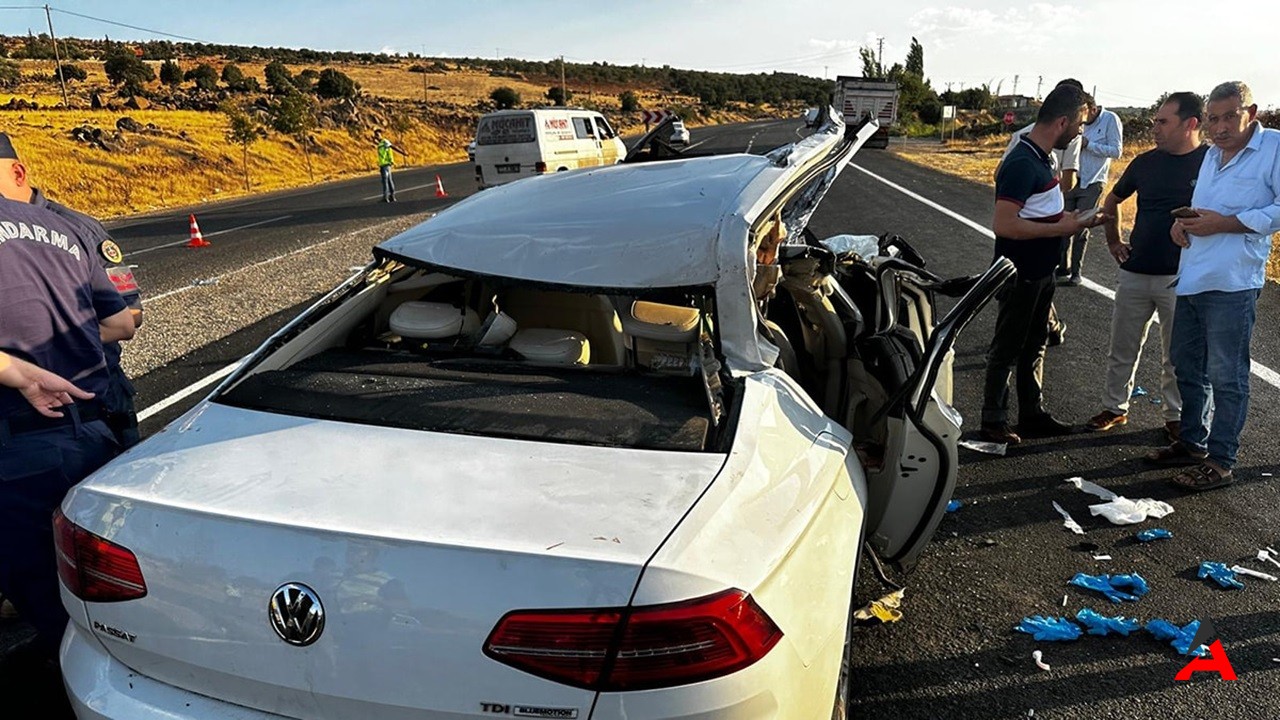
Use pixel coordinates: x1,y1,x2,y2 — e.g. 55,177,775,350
0,60,19,89
159,59,183,86
103,51,154,95
905,37,924,78
490,86,520,109
223,102,260,192
619,90,639,113
60,63,88,82
221,63,245,85
264,60,295,94
546,86,571,106
271,92,319,182
185,63,219,91
859,46,883,78
295,69,319,93
315,68,357,99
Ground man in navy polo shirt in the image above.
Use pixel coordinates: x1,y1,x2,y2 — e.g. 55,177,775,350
0,197,135,658
981,83,1101,445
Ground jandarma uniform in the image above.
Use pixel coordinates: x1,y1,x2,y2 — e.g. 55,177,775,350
0,197,125,656
32,187,144,447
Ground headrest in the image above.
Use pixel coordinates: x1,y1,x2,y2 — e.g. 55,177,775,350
390,301,480,340
510,328,590,366
387,272,462,293
620,301,700,343
476,311,518,348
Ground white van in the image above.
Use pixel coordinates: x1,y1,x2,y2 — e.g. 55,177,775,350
473,108,626,188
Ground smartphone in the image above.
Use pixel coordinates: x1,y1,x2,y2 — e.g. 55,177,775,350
1171,206,1201,219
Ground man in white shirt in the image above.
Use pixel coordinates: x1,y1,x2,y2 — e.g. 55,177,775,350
1150,81,1280,491
1062,99,1124,285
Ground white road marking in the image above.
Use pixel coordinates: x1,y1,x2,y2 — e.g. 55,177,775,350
128,215,293,256
136,361,240,422
361,182,440,201
850,162,1280,391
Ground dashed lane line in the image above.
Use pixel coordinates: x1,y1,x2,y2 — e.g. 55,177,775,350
850,162,1280,391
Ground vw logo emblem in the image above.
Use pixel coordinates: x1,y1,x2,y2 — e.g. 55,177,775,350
269,583,325,647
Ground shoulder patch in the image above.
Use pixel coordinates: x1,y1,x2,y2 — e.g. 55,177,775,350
99,239,124,264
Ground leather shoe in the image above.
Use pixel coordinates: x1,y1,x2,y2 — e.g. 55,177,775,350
1018,414,1077,438
979,424,1021,445
1086,410,1128,432
1164,421,1181,444
1048,322,1066,347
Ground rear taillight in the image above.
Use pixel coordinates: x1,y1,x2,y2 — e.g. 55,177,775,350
484,589,781,691
54,509,147,602
535,161,547,173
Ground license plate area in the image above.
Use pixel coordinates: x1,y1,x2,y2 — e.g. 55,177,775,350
496,163,521,174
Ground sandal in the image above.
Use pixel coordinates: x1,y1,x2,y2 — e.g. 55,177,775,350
1170,462,1234,492
1144,441,1208,467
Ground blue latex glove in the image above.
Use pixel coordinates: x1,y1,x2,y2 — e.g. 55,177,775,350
1075,608,1142,636
1016,615,1082,641
1109,573,1150,598
1070,573,1145,603
1198,561,1245,589
1146,619,1208,656
946,499,962,513
1136,528,1172,542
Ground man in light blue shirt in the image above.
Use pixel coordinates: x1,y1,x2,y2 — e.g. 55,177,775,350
1153,81,1280,491
1061,98,1123,285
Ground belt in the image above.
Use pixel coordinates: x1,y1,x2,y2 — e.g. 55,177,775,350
2,402,106,437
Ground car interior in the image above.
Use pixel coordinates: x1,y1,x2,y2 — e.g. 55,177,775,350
217,265,734,453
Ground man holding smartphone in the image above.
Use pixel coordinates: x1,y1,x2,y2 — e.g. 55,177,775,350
1155,81,1280,491
1086,93,1206,440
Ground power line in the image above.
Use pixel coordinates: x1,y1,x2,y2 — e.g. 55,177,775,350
48,6,204,42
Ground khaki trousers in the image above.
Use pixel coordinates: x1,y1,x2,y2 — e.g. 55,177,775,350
1102,268,1181,421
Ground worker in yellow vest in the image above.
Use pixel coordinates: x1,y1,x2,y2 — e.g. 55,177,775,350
373,129,409,203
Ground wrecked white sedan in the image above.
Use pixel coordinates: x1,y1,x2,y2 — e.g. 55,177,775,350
56,111,1012,719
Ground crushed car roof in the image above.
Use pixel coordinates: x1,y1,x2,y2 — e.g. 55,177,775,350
377,153,774,288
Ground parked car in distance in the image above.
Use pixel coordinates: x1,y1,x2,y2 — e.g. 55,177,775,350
56,109,1011,720
669,118,690,145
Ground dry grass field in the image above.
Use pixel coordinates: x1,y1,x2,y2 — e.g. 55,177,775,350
891,137,1280,283
1,58,749,218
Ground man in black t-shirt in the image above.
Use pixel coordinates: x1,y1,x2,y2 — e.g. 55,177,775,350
1085,93,1208,440
981,84,1101,445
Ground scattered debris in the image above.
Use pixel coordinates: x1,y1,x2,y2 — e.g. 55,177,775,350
1262,472,1274,477
854,589,904,625
1130,386,1148,398
1052,501,1085,535
946,499,963,513
959,438,1006,455
1093,554,1112,561
1198,561,1245,589
1075,608,1142,637
1070,572,1150,603
1258,548,1280,569
1136,528,1173,542
1061,594,1068,607
191,277,219,287
1015,615,1081,641
1230,565,1277,582
1065,477,1174,525
1032,649,1051,671
1146,619,1208,656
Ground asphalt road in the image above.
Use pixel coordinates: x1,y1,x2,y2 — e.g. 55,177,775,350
3,119,1278,718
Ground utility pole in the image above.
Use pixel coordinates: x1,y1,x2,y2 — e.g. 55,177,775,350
876,36,884,76
824,65,828,79
44,5,69,107
1012,74,1018,96
1036,75,1043,100
420,44,428,103
560,55,567,107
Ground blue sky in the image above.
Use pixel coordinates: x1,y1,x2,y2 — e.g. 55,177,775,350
5,1,1276,109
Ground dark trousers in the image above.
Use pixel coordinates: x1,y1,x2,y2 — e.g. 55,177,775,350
1060,182,1103,276
983,275,1056,425
103,369,140,449
0,416,119,656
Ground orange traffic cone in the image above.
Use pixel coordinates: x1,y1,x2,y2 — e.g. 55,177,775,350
186,214,210,248
434,174,449,199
